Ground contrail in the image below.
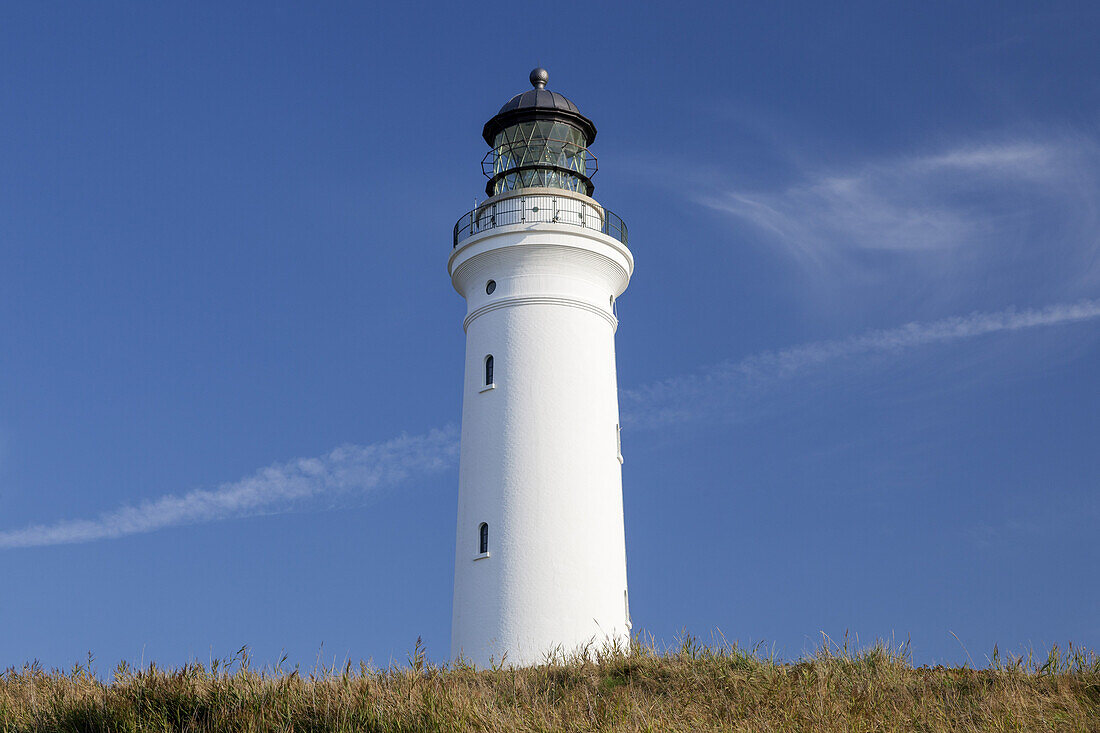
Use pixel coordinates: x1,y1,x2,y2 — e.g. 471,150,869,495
3,299,1099,549
621,298,1100,429
0,427,459,549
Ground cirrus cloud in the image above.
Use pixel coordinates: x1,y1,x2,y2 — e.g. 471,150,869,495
3,299,1099,549
697,133,1100,296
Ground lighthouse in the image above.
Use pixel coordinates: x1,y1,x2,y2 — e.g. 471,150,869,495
448,68,634,667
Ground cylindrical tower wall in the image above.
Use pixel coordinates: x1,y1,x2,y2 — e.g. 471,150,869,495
449,226,633,666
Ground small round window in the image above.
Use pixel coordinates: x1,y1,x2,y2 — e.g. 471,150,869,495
486,280,496,295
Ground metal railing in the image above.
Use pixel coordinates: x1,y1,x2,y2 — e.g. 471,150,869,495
453,193,628,248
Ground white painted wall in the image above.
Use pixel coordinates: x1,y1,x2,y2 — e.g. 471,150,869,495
449,214,634,667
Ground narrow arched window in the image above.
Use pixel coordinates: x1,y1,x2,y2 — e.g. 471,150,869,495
478,522,488,554
484,355,494,386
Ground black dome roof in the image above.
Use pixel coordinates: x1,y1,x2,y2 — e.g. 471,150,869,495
482,68,597,146
496,88,581,116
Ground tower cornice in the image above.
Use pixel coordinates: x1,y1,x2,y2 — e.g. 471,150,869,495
449,226,634,286
462,294,618,333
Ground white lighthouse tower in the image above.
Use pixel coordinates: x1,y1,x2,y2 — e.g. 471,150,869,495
449,68,634,667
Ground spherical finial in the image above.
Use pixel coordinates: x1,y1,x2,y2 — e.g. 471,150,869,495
530,67,549,89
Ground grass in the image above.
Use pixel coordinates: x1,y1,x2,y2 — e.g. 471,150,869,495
1,634,1098,732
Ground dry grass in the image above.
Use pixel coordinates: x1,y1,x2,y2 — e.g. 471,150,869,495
2,634,1098,732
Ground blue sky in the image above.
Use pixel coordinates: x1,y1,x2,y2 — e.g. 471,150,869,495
1,2,1098,670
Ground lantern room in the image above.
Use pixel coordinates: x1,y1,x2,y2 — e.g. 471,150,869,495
480,68,599,197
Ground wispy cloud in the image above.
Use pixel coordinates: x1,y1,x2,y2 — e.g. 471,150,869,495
913,142,1056,175
965,518,1044,549
3,299,1099,549
0,427,459,549
622,298,1100,429
697,134,1100,293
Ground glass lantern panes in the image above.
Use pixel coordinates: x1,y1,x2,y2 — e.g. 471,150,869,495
490,120,590,195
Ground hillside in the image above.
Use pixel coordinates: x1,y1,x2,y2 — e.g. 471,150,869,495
2,637,1097,732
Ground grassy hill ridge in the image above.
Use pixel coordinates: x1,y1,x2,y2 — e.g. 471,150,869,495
2,636,1098,731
